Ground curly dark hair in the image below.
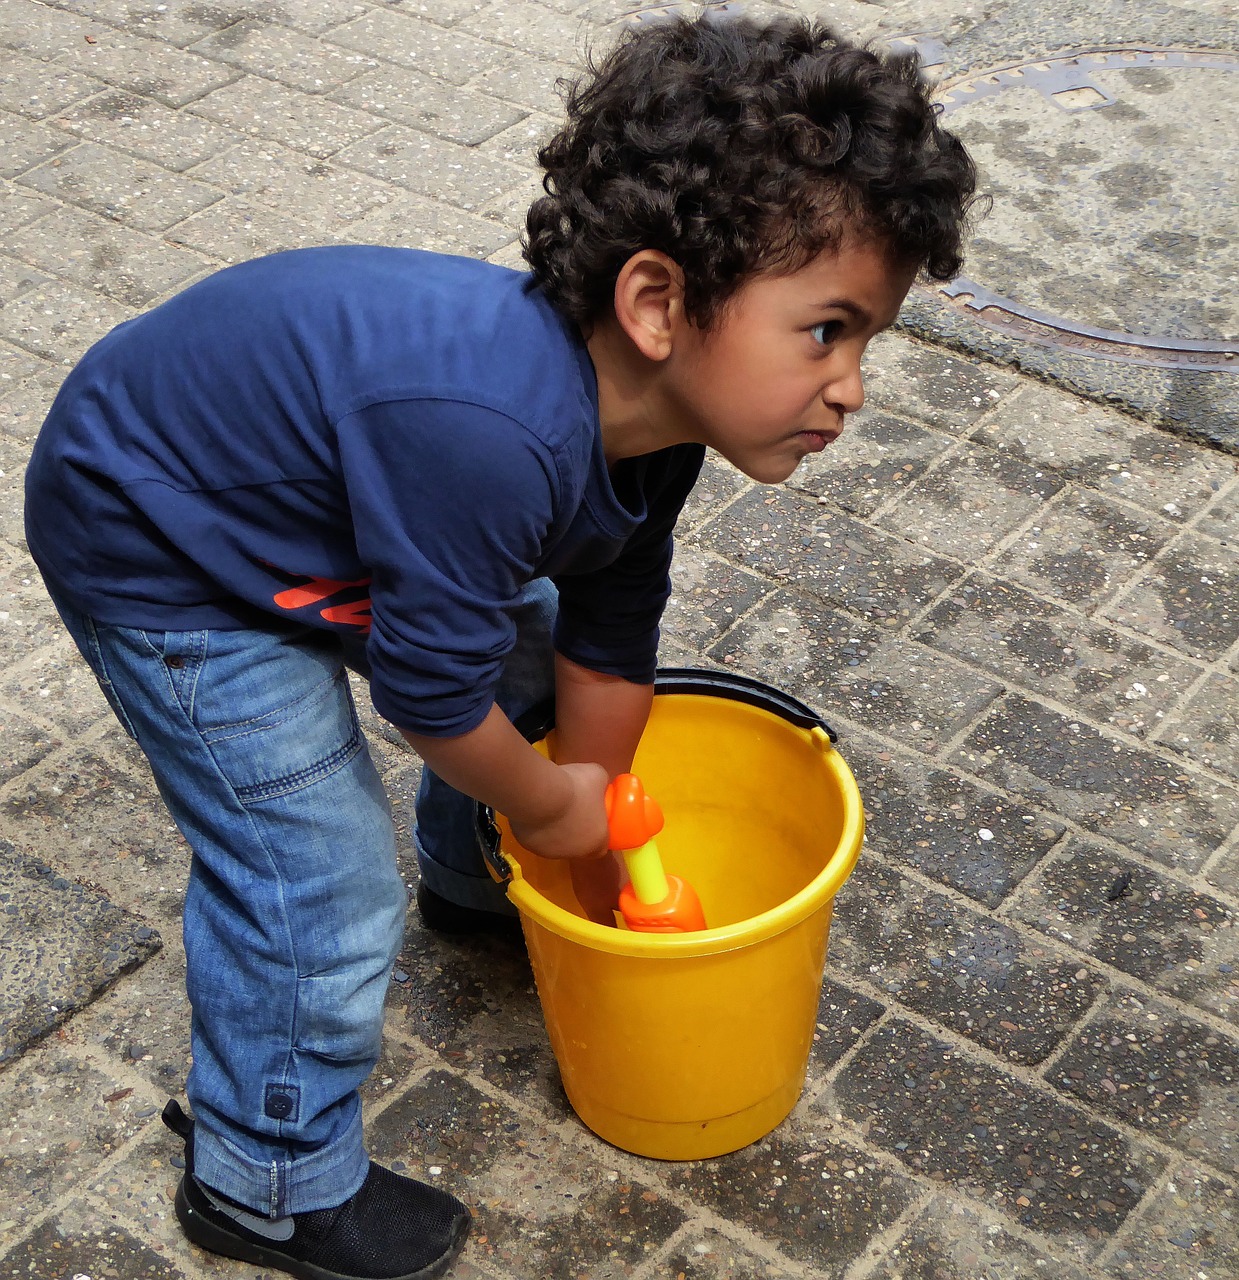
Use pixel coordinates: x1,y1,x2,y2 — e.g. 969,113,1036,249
524,13,978,327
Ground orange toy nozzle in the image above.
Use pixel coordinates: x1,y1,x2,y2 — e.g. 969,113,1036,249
604,773,664,851
618,876,707,934
604,774,706,934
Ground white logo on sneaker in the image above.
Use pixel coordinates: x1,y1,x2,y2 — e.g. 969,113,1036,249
199,1182,296,1241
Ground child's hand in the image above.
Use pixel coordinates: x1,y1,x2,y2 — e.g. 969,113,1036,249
508,761,610,862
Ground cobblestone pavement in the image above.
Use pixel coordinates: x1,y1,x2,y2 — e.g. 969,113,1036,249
1,1,1237,1278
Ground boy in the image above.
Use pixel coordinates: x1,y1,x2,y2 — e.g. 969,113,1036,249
23,12,975,1280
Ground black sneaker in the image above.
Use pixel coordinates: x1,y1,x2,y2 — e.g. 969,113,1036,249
415,881,523,939
162,1100,470,1280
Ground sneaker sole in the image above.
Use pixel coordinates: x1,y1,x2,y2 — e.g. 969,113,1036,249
174,1177,470,1280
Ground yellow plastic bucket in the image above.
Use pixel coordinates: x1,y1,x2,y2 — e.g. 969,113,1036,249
481,669,864,1161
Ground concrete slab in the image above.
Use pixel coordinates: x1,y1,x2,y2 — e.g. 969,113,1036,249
0,839,161,1064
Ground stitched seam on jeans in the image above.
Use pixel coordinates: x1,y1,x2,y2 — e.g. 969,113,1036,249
232,726,364,804
80,616,141,740
203,670,343,744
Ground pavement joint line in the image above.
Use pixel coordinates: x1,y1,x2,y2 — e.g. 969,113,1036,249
839,844,1233,1044
815,1051,1185,1239
1200,829,1239,886
985,812,1239,914
800,1088,1136,1267
0,1040,173,1259
1089,1150,1223,1270
837,1186,940,1280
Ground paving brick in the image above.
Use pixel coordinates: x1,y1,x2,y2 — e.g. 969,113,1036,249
1105,1162,1238,1279
0,705,63,788
0,109,75,178
0,0,103,60
400,0,493,24
811,975,886,1074
190,71,384,158
664,544,773,655
20,141,221,232
0,339,52,389
991,489,1176,612
0,360,64,445
917,572,1202,739
1051,992,1239,1175
875,442,1064,562
332,64,527,146
0,49,103,119
951,694,1239,874
469,46,582,115
677,452,751,531
370,1069,688,1273
0,180,53,240
1011,838,1239,1027
666,1121,917,1274
867,1197,1097,1280
52,0,245,48
1,745,189,925
194,134,402,226
788,410,954,519
860,333,1018,432
190,18,377,95
0,1200,190,1279
164,195,319,262
9,205,208,308
709,589,1003,754
831,858,1102,1064
659,1225,802,1280
0,632,118,734
842,737,1067,907
696,485,962,623
324,9,510,85
1157,673,1239,783
336,124,529,212
1,277,133,364
977,384,1237,523
386,928,541,1060
56,88,243,171
0,1045,153,1233
0,254,50,306
1102,530,1239,663
72,26,240,106
830,1018,1165,1238
1196,478,1239,544
340,191,517,259
236,0,373,38
458,1,590,63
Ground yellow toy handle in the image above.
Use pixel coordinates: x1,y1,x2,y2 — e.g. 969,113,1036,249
604,774,707,933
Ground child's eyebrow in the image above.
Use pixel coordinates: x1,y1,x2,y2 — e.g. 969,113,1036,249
813,299,873,325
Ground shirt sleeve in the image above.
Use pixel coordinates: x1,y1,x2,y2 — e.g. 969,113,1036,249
552,445,705,681
335,398,562,735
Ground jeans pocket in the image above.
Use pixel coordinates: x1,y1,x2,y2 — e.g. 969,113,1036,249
194,642,365,807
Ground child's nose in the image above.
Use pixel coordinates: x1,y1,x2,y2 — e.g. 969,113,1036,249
825,357,865,415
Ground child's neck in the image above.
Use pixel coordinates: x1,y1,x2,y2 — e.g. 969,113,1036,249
585,318,687,466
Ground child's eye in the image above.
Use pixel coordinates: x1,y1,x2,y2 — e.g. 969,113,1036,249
810,320,844,345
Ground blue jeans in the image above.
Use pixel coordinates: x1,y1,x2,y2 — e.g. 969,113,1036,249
46,581,556,1217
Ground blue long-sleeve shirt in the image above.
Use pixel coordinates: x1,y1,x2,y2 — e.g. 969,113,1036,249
25,247,704,735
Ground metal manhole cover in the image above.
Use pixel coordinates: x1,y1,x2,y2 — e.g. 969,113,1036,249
928,48,1239,370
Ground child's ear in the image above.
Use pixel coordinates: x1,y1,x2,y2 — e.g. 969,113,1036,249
612,251,685,361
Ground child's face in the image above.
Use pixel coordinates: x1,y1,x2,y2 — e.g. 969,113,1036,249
667,239,916,484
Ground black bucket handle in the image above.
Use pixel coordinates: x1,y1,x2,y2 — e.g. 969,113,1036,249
475,667,837,886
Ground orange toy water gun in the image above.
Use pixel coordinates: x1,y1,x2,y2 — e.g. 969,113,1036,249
604,773,707,933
